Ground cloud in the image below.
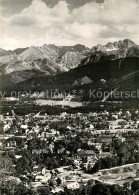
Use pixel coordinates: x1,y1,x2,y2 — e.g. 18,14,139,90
71,0,139,25
10,16,36,26
0,0,32,17
0,0,138,50
0,0,105,17
9,0,69,27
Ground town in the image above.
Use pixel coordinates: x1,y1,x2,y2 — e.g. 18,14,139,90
0,101,139,194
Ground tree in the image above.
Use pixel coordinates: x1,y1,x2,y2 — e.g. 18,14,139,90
90,183,111,195
37,187,52,195
56,177,62,186
0,179,37,195
131,180,139,193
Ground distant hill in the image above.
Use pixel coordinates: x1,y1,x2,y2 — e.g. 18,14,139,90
2,57,139,100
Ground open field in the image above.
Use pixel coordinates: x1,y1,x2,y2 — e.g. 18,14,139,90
92,163,139,186
35,99,83,107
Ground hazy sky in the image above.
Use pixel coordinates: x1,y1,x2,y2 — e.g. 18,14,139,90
0,0,138,50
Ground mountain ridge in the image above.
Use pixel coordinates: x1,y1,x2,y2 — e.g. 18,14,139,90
0,39,139,87
0,43,89,76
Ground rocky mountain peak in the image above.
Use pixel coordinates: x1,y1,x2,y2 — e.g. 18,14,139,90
105,39,136,51
91,44,106,53
72,44,89,52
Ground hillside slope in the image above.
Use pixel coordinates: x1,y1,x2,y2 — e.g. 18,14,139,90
3,57,138,95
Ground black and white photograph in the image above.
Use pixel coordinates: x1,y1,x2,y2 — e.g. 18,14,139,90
0,0,139,194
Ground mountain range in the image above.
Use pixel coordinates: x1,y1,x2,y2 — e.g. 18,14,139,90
0,39,139,100
0,39,138,77
0,44,88,77
81,39,139,65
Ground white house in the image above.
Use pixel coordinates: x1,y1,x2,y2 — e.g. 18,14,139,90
67,182,80,190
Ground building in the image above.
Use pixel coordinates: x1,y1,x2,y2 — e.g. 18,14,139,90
67,182,80,190
78,150,96,161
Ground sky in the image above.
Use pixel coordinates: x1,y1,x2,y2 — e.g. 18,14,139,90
0,0,139,50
